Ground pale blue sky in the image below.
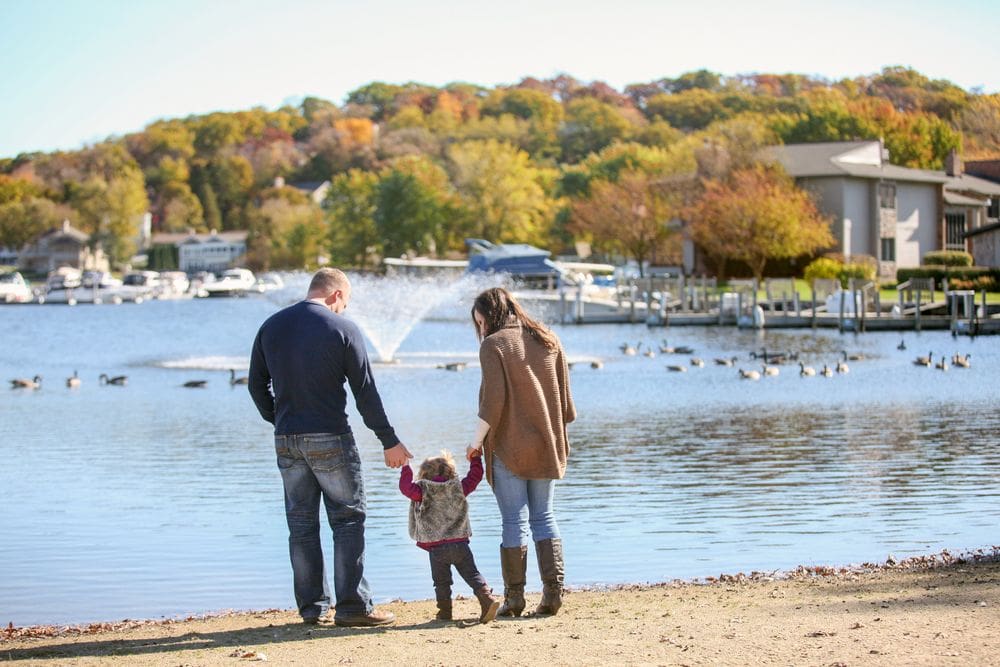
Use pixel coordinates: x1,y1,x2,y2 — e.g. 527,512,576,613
1,0,998,158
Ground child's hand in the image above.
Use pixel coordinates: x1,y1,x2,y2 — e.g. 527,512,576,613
467,444,482,459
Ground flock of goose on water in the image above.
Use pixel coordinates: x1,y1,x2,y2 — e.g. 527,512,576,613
9,368,249,390
599,339,974,380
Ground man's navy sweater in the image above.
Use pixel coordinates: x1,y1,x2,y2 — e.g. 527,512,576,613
249,300,398,449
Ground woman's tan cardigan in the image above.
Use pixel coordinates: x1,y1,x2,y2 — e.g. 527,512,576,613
478,323,576,484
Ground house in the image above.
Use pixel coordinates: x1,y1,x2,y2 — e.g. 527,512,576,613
149,229,248,273
18,220,109,274
272,177,331,206
962,159,1000,267
765,141,1000,276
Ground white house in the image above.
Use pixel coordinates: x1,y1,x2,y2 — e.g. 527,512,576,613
150,229,248,273
765,141,1000,276
18,220,110,274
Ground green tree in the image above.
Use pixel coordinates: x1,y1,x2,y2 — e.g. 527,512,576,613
325,169,380,270
446,139,558,247
159,181,204,232
375,156,464,258
246,189,326,270
0,197,75,250
560,98,634,163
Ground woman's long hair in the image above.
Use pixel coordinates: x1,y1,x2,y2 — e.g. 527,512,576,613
471,287,558,350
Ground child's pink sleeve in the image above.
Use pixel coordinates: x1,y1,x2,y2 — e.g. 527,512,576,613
461,456,484,496
399,466,423,501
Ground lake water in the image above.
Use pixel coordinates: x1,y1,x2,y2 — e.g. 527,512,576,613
1,278,998,626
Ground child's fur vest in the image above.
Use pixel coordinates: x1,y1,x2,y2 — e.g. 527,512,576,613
408,478,472,543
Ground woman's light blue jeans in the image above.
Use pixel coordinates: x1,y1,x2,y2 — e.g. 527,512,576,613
491,455,560,548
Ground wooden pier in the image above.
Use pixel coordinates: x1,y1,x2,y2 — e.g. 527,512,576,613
540,276,1000,335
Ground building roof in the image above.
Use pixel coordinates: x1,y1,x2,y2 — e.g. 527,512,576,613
151,230,248,246
37,220,89,243
944,191,987,207
765,141,950,184
947,173,1000,196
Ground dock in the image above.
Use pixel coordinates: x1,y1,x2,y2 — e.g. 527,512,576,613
533,276,1000,335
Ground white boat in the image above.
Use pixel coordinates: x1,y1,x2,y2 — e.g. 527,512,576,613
156,271,192,299
0,271,33,303
253,272,284,293
202,268,257,297
114,270,161,303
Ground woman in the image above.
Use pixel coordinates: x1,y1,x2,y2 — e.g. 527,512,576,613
466,287,576,616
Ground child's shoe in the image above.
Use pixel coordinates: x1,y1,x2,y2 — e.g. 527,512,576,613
475,587,500,624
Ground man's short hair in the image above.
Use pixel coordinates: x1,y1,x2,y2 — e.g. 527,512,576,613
308,268,350,297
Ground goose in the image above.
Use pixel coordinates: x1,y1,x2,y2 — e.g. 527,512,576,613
229,369,250,384
820,364,834,377
674,345,695,355
11,375,42,389
842,350,866,361
436,362,467,372
835,359,849,374
590,360,604,370
912,352,933,367
659,340,675,354
953,353,971,369
799,362,816,377
762,364,780,377
714,356,738,366
66,370,81,388
739,368,761,380
99,373,128,386
934,355,949,372
621,342,639,356
690,357,705,368
183,380,208,388
643,348,656,358
666,364,687,372
897,339,907,351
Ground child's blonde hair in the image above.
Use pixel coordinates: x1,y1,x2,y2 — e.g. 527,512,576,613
417,450,457,481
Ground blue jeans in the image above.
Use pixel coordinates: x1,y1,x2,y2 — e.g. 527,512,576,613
275,433,372,620
491,456,560,548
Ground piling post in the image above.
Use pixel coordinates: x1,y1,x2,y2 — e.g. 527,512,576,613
811,281,817,329
838,289,845,332
915,288,922,331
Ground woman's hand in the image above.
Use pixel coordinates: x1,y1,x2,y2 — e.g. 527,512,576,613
466,442,483,461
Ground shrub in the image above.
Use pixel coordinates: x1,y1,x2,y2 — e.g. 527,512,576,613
804,256,877,287
803,257,841,282
922,250,973,267
897,265,1000,290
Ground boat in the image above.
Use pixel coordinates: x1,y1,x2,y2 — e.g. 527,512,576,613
0,271,33,303
465,238,565,284
253,272,284,293
115,270,161,303
156,271,192,299
201,268,257,297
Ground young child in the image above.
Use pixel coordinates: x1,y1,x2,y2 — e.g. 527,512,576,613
399,450,500,623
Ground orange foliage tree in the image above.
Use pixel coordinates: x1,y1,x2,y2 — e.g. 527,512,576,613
569,170,685,276
686,166,833,280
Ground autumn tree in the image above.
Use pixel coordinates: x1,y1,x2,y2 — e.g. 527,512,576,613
446,139,558,247
245,187,325,270
686,166,834,281
0,196,76,250
560,98,635,163
569,170,685,276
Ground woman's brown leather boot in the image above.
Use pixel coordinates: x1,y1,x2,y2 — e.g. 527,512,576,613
534,538,564,615
497,545,527,616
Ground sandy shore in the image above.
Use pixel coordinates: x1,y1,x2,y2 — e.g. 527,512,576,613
3,551,998,666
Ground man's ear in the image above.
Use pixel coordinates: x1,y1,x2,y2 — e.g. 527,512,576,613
324,290,339,306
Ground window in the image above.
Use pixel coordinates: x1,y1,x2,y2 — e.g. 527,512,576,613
989,198,999,222
878,182,897,209
880,237,896,262
945,212,967,250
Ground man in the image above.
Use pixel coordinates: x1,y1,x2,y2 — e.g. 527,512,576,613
249,268,412,626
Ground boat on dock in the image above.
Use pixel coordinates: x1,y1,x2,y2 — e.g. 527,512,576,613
201,268,257,297
0,271,33,304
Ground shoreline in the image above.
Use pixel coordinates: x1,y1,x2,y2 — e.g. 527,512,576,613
4,549,999,665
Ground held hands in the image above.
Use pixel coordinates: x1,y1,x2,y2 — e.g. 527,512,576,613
384,442,413,468
466,442,483,461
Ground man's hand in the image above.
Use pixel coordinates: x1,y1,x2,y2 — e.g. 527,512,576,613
384,442,413,468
